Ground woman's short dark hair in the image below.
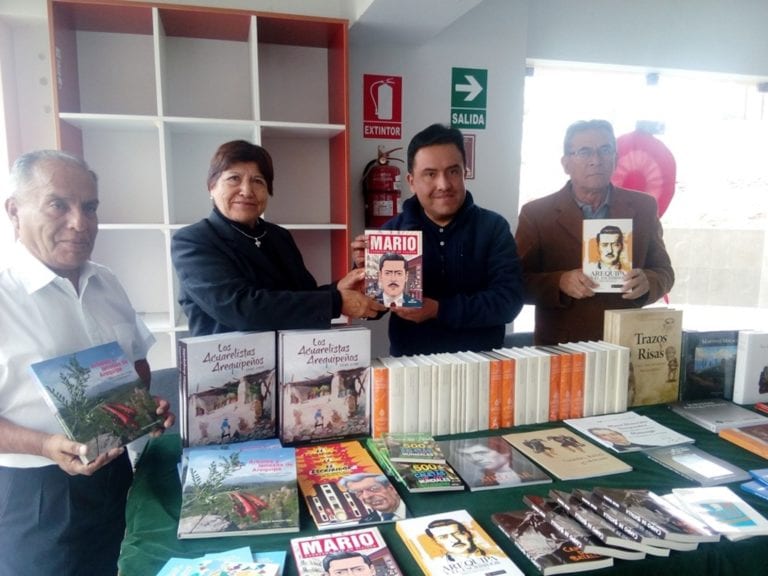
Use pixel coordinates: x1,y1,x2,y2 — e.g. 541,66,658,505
207,140,274,195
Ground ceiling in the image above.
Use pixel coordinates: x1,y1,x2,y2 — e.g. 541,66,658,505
350,0,484,45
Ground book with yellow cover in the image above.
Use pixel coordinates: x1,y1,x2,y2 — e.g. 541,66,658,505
503,427,632,481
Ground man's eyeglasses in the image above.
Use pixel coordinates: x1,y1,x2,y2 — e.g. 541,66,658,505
568,145,615,160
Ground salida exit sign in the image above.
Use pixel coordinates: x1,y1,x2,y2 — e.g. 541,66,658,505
451,67,487,130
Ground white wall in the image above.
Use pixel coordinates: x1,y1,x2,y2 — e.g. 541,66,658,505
527,0,768,78
348,0,529,234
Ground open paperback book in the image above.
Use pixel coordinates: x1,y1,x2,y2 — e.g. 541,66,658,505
29,341,163,463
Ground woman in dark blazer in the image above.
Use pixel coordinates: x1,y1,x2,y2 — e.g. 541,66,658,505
172,140,384,336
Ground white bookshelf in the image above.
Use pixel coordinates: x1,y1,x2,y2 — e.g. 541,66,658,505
50,0,350,369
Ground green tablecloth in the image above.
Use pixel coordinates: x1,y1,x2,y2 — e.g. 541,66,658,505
118,405,768,576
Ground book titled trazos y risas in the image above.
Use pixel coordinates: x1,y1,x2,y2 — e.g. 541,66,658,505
178,331,276,447
29,341,163,463
582,218,632,293
364,230,423,307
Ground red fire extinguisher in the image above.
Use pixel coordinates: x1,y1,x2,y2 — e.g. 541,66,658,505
362,146,403,228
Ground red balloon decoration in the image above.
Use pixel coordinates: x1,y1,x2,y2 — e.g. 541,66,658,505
611,130,676,217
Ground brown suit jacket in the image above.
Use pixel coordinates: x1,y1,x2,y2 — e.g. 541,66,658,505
515,183,674,345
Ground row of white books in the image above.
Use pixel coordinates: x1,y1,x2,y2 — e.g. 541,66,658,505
373,341,630,437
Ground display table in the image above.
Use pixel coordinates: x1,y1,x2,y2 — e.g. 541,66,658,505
118,405,768,576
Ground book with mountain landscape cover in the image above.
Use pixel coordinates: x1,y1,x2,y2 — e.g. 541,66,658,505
364,230,423,307
679,330,739,401
397,509,524,576
492,508,613,575
291,525,404,576
177,331,276,448
296,440,409,530
279,327,371,445
438,434,551,491
177,439,299,539
582,218,633,293
604,307,683,407
30,341,163,463
502,427,631,481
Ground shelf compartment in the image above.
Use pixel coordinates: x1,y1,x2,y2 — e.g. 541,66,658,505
260,135,331,225
164,122,259,226
91,228,170,323
51,2,156,115
157,9,255,120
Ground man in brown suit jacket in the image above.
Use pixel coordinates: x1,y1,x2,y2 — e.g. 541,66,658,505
516,119,674,345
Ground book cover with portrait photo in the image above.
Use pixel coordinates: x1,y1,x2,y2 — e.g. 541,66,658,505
582,218,632,293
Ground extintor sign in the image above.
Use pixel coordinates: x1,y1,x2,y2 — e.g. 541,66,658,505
363,74,403,139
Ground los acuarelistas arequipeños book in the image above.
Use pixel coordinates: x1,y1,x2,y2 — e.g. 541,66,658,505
177,439,299,539
279,326,371,445
364,229,423,307
177,331,276,447
29,340,163,463
291,525,404,576
604,307,683,406
396,509,524,576
582,218,632,293
296,440,410,530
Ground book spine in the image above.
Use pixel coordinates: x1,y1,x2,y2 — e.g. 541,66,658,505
570,351,585,419
501,357,515,428
371,364,390,438
548,353,561,422
487,356,502,430
178,340,189,447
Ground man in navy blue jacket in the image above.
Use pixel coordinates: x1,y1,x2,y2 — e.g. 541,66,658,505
353,123,524,355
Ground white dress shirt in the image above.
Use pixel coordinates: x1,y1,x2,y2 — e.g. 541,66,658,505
0,242,154,467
